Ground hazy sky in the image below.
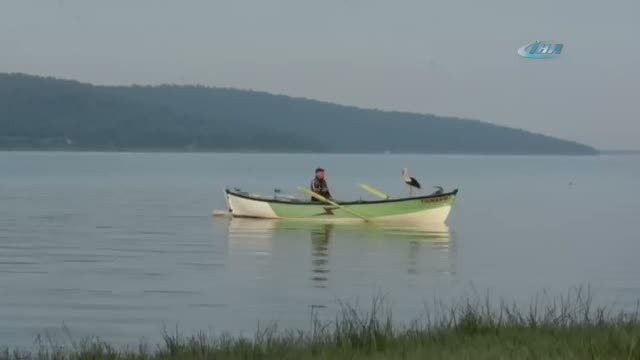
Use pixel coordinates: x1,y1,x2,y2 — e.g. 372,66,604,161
1,0,638,149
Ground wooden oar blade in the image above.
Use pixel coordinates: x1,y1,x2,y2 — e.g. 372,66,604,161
359,184,390,199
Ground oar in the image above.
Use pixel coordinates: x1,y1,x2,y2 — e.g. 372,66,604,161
358,183,390,200
297,187,371,222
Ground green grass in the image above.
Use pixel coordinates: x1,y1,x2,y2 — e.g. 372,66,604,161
3,290,640,359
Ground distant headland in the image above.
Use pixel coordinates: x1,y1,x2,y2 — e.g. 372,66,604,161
0,73,597,155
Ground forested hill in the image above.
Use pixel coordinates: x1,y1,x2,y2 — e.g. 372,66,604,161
0,73,597,154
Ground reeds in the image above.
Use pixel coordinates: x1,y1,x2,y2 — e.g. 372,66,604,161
3,288,640,359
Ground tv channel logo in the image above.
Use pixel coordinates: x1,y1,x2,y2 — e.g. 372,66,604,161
518,41,564,59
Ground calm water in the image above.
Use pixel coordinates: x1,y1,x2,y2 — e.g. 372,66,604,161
1,152,639,347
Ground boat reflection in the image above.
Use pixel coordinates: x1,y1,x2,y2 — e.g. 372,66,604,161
225,218,454,287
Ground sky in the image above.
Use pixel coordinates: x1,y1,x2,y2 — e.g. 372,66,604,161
1,0,638,149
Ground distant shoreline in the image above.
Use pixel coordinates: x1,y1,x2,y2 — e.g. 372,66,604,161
599,150,640,155
0,147,602,156
1,73,598,156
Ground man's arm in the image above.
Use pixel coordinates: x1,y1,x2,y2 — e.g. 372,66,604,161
311,179,321,193
322,180,331,198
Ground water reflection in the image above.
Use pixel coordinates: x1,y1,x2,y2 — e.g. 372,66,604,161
226,217,277,255
225,219,454,287
310,224,333,287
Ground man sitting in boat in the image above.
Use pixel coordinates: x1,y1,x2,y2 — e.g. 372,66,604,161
310,167,332,201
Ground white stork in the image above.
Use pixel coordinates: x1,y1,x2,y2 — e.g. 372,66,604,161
402,168,421,196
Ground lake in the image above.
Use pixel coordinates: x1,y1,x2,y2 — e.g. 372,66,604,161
0,152,639,347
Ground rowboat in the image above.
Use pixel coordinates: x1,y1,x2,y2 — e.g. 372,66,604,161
224,188,458,224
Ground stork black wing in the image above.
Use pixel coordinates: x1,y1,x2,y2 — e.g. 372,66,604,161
410,177,421,189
